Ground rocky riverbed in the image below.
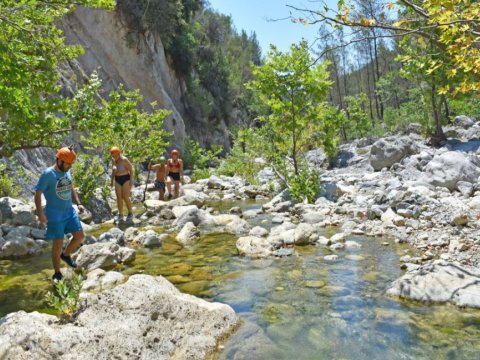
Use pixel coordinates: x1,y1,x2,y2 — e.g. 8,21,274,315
1,119,480,358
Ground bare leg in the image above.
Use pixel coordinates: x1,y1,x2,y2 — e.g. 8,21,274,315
52,239,64,273
166,176,172,194
174,180,180,198
122,181,133,215
115,182,123,216
64,230,84,256
159,189,165,201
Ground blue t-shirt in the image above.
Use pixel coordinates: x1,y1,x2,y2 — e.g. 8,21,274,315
35,167,74,222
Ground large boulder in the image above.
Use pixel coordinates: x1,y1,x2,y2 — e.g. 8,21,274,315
369,136,416,171
0,197,36,226
0,236,41,259
173,207,212,228
86,192,112,224
387,261,480,308
132,229,162,247
454,115,475,129
0,274,239,359
75,242,136,271
424,151,480,191
98,227,125,245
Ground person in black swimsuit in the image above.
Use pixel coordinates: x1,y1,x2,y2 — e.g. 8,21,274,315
166,149,184,199
110,147,135,222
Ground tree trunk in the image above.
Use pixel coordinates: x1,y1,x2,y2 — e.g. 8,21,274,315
429,83,446,147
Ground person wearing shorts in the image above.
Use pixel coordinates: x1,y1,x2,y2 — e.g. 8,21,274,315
148,156,167,201
34,146,85,281
166,149,184,199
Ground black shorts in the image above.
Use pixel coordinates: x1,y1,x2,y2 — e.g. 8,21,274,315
154,180,166,191
168,172,181,181
115,174,131,186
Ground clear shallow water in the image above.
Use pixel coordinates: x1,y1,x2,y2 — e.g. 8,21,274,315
1,199,480,359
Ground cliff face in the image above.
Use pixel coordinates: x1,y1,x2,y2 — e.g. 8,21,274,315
60,6,188,146
9,6,233,193
61,6,232,150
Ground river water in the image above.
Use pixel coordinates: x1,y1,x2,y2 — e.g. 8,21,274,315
1,199,480,359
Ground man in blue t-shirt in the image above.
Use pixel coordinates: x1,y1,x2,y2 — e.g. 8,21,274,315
34,146,85,281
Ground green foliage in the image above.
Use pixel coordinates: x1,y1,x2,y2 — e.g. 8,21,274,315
45,272,84,323
72,155,110,204
246,40,336,177
182,137,222,170
191,168,211,182
289,168,320,204
77,73,172,165
0,0,115,157
0,163,19,198
216,129,265,185
344,94,371,139
448,97,480,120
383,87,433,134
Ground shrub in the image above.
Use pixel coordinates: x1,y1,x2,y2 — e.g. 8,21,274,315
289,168,320,204
0,163,19,197
45,272,83,323
72,155,110,204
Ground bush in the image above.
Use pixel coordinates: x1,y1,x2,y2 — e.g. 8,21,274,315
0,163,19,197
289,168,320,204
72,155,110,204
216,144,263,185
182,137,222,171
45,272,83,323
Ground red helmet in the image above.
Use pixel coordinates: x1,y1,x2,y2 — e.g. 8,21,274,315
56,146,76,164
171,149,179,157
110,146,121,156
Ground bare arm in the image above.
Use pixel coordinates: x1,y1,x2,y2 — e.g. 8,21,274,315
34,191,47,224
111,158,115,186
179,160,184,182
125,158,134,183
71,188,85,213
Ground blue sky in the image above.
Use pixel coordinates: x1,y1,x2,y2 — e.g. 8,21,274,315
207,0,337,55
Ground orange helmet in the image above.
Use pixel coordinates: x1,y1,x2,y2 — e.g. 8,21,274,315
171,149,179,157
56,146,76,164
110,146,121,156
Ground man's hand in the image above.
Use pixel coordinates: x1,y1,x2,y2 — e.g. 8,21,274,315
78,205,85,214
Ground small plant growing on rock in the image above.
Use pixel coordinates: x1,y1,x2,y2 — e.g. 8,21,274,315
45,272,83,323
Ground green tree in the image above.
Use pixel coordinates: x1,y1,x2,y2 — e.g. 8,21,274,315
246,40,334,176
0,0,115,157
289,0,480,142
344,93,371,139
76,74,172,166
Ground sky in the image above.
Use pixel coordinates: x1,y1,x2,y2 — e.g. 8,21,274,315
207,0,337,56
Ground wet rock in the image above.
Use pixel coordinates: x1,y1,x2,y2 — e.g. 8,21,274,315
0,237,41,259
133,229,162,247
387,260,480,308
176,222,200,244
75,242,136,271
249,226,269,238
173,207,212,228
236,236,273,257
225,218,251,235
98,227,125,245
